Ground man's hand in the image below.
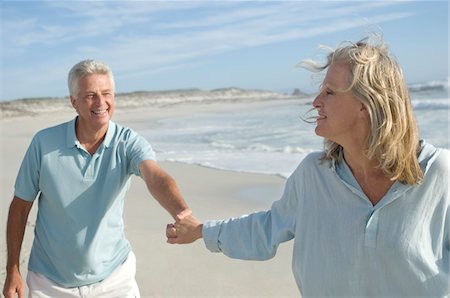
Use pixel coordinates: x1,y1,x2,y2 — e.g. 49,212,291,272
3,197,33,298
166,213,203,244
3,269,24,298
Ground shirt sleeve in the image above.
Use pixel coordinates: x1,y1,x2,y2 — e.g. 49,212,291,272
203,170,300,260
14,135,41,201
125,130,156,177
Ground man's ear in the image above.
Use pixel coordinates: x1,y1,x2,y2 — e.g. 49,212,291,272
70,96,78,112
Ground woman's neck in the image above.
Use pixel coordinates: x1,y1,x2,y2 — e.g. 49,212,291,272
343,146,394,206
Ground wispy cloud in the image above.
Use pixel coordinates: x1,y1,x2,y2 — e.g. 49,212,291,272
2,1,410,49
91,2,414,77
0,1,417,100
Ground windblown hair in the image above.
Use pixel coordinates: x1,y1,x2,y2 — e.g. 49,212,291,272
68,59,115,97
299,35,423,185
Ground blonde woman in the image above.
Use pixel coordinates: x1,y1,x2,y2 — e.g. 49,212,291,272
167,36,449,296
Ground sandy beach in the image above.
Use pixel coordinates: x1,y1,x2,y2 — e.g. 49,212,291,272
0,100,300,297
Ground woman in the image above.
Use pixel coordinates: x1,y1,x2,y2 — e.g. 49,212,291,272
167,36,449,296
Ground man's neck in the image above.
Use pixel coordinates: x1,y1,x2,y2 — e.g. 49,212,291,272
75,119,108,155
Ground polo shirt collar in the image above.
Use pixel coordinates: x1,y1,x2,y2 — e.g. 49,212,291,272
102,121,115,148
66,117,115,149
66,117,77,148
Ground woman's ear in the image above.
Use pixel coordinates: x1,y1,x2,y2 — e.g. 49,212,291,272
359,103,369,118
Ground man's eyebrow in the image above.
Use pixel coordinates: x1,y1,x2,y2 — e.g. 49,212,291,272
85,89,112,93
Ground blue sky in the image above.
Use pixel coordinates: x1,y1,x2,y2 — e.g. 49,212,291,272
0,1,448,101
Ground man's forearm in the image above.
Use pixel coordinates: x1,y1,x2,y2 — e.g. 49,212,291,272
149,173,190,219
6,197,33,273
140,160,190,220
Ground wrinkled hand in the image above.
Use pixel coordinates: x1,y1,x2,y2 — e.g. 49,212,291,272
166,213,203,244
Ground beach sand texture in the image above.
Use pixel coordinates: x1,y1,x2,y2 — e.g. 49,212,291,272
0,97,300,297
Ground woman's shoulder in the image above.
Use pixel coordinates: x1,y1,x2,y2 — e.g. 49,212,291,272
419,141,449,174
431,148,449,172
300,151,327,166
291,151,328,176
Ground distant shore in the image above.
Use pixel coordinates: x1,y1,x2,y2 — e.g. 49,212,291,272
3,78,446,119
0,87,312,119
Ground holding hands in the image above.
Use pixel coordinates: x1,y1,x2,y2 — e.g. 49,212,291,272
166,212,203,244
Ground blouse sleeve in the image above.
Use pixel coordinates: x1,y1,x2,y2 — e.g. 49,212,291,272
203,167,301,260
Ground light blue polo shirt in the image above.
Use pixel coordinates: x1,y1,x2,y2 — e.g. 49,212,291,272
203,141,450,296
14,117,155,287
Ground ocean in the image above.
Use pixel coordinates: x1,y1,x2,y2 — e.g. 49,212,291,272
143,81,449,178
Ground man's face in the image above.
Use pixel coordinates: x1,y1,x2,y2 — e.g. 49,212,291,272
71,74,115,131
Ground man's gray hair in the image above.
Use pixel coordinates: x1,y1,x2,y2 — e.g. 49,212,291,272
68,59,115,97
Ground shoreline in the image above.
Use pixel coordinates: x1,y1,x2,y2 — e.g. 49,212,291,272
0,100,300,297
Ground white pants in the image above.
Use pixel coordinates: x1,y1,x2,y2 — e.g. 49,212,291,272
26,251,141,298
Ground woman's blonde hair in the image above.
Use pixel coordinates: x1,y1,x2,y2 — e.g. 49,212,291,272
300,35,423,185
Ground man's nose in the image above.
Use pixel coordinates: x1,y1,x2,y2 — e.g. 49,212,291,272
93,93,105,103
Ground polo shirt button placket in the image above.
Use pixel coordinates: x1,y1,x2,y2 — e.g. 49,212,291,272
82,152,96,181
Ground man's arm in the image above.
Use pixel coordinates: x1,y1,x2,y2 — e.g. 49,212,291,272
140,160,191,220
3,196,34,298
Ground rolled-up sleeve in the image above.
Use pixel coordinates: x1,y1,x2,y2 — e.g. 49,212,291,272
202,220,222,252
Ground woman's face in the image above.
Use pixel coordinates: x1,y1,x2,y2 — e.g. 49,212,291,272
312,62,368,145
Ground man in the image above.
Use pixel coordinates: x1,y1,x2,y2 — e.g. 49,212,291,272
3,59,193,298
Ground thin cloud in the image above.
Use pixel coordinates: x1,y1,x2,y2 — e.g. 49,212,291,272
0,1,420,100
98,9,414,75
2,1,410,48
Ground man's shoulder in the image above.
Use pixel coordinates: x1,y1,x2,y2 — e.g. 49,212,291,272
110,121,141,142
33,120,71,141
